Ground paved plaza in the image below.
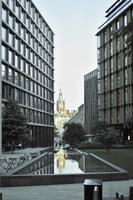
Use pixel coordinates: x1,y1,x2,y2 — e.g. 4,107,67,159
0,148,132,199
0,180,133,200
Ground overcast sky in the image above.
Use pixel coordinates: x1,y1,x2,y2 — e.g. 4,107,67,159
32,0,115,110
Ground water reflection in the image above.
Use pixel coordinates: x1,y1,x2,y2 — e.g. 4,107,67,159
55,148,67,174
17,148,116,175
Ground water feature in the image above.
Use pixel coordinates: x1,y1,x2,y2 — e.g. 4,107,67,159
1,148,128,187
14,148,116,175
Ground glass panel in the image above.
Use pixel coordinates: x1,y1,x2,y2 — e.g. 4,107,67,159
2,8,7,22
2,26,6,41
9,14,14,29
2,64,6,79
8,50,13,64
2,45,6,60
8,68,13,82
9,32,13,46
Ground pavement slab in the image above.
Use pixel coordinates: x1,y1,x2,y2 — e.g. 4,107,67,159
0,180,133,200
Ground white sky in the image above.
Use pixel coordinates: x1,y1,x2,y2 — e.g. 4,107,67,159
32,0,115,110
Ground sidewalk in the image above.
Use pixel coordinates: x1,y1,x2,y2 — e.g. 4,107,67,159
0,180,132,200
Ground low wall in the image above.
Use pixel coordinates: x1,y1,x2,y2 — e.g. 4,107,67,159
0,171,128,187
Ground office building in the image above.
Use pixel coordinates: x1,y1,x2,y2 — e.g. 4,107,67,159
84,69,98,135
96,0,133,139
0,0,54,147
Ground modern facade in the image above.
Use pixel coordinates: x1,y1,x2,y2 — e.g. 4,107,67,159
84,69,98,135
96,0,133,139
0,0,54,147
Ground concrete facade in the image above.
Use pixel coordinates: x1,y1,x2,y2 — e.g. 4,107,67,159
96,0,133,139
0,0,55,147
84,69,98,135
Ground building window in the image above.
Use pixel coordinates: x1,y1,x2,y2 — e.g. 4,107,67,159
14,71,18,85
8,50,13,64
20,42,25,55
116,37,120,52
2,45,6,60
110,93,113,107
116,72,120,88
123,34,127,48
104,46,107,59
116,55,120,70
116,20,120,30
2,64,6,79
8,0,14,11
123,14,127,27
21,61,25,74
97,48,100,62
110,41,113,56
2,8,7,22
124,87,128,104
2,26,6,41
104,61,107,76
117,89,120,106
117,108,120,123
124,55,127,66
15,20,19,34
25,62,29,75
8,68,13,82
26,78,29,90
15,4,20,18
15,54,19,68
9,32,13,46
104,77,107,91
9,14,14,29
15,37,19,51
110,58,113,73
20,75,24,88
103,31,107,43
111,75,113,90
124,68,128,86
14,88,19,102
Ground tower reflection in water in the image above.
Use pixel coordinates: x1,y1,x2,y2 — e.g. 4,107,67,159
55,148,68,174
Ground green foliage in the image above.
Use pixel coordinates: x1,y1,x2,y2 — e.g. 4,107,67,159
62,123,86,147
94,127,121,152
2,100,29,146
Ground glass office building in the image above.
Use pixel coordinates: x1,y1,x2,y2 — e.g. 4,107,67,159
96,0,133,139
0,0,54,147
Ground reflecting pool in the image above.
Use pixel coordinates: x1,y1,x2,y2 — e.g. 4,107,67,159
30,148,116,175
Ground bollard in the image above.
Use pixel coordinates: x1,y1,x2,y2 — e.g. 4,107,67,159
129,186,133,200
0,192,2,200
116,192,124,200
84,179,102,200
93,186,99,200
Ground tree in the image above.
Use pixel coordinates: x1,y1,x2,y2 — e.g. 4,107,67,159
62,123,86,147
94,127,121,153
2,100,29,151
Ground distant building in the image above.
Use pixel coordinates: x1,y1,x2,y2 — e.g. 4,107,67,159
84,69,98,135
55,89,77,135
0,0,54,147
67,104,84,128
96,0,133,140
